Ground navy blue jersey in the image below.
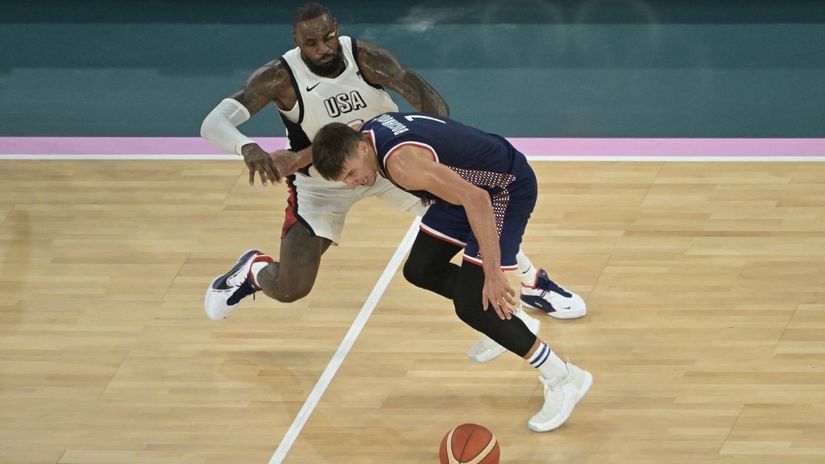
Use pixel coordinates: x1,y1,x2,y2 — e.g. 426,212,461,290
361,112,530,203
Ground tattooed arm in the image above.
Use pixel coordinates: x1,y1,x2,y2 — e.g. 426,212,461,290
231,59,297,116
230,60,313,182
209,60,298,185
355,39,449,117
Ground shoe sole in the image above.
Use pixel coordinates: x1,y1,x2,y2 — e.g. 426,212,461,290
204,275,225,320
576,370,593,402
527,369,593,433
520,301,587,320
527,382,580,432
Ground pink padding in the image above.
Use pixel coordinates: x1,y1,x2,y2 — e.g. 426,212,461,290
1,137,825,157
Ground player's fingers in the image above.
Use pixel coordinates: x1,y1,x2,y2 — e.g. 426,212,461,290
256,164,268,186
482,295,489,311
265,161,280,183
503,291,517,306
248,166,255,186
494,305,507,320
496,289,514,318
502,300,513,319
490,298,506,320
266,158,281,184
497,300,511,319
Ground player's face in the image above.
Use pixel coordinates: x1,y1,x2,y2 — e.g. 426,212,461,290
338,143,377,189
293,15,344,77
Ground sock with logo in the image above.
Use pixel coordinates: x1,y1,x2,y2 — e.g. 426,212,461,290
527,342,569,380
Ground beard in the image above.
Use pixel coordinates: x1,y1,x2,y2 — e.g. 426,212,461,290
304,48,345,77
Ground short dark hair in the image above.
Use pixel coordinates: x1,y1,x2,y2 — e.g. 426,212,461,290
313,123,365,180
293,3,333,28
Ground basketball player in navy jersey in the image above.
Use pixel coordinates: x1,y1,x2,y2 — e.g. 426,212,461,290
311,113,592,432
200,3,585,364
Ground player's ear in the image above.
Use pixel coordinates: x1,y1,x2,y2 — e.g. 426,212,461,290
356,140,367,156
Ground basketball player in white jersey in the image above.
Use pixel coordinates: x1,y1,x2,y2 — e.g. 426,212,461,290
200,3,585,363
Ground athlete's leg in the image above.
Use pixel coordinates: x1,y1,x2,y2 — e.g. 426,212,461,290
256,223,332,303
402,231,462,299
453,260,591,432
452,261,537,357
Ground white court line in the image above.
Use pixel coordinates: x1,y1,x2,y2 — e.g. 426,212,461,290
267,217,421,464
0,154,238,160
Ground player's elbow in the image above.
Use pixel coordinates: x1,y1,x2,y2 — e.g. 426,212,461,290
200,102,226,141
199,114,213,140
462,187,491,209
201,119,207,139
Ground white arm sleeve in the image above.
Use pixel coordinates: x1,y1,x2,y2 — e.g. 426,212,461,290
200,98,257,155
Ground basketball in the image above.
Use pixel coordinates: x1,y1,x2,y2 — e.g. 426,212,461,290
439,423,500,464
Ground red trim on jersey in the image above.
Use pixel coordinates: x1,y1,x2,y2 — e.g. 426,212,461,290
363,129,376,154
419,223,465,247
462,255,519,271
383,141,439,171
281,177,300,239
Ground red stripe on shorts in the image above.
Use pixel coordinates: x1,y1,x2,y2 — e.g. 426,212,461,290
281,176,300,239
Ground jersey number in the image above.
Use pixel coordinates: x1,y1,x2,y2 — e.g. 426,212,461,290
404,114,446,124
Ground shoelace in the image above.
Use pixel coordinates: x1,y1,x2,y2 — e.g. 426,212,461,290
539,289,549,298
227,279,257,306
538,277,571,298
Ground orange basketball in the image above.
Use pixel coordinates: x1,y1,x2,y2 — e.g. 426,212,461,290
439,423,500,464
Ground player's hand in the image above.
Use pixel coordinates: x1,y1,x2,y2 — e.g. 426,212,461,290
269,149,300,178
482,269,516,320
241,143,281,186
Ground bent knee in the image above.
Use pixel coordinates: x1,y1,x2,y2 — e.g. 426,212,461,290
260,281,314,303
453,288,492,329
274,288,310,303
402,259,428,288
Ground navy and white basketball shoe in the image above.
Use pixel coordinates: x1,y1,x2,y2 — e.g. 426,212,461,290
520,269,586,319
204,249,271,320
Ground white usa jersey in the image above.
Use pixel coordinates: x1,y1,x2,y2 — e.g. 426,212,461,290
278,36,398,153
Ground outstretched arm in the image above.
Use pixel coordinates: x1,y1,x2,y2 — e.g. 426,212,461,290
355,40,449,117
386,146,515,319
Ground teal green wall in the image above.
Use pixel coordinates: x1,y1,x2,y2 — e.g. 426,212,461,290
1,0,824,137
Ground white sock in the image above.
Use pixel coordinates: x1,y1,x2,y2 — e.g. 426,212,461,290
249,255,273,289
527,342,568,379
516,250,538,286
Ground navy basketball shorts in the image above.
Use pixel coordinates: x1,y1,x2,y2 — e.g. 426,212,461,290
419,156,538,270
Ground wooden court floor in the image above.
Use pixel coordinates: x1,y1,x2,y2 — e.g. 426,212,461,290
1,160,824,463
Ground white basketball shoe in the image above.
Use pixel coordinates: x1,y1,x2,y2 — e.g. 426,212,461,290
204,249,271,320
467,308,541,363
528,362,593,432
520,269,587,319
